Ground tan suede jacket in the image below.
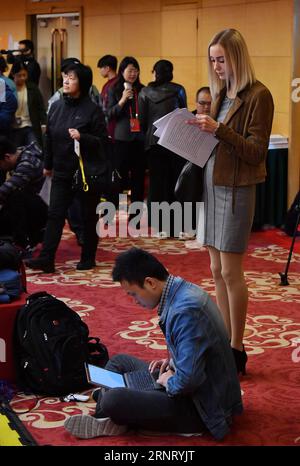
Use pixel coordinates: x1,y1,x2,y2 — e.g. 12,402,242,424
212,80,274,187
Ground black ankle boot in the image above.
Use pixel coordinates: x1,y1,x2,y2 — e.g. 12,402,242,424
232,346,248,375
25,256,55,273
76,260,96,271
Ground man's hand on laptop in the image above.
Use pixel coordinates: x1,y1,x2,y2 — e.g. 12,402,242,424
157,369,175,387
149,358,170,375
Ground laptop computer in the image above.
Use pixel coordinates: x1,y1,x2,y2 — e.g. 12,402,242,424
85,363,164,391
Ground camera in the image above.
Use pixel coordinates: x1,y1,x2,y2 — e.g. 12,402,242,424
0,49,21,55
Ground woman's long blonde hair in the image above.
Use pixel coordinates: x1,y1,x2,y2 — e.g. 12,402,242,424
208,29,256,100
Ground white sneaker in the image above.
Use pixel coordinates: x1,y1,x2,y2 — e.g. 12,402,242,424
153,231,168,239
178,231,196,241
64,415,128,439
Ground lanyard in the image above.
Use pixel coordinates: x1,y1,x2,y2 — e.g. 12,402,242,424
74,140,89,192
129,90,139,119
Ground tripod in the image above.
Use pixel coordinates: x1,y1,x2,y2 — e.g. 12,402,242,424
279,204,300,286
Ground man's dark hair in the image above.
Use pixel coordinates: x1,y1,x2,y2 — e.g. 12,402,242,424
19,39,34,54
63,63,93,96
0,136,17,160
97,55,118,72
196,86,211,99
112,248,169,287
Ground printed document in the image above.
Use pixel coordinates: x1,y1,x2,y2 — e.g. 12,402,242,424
153,108,218,167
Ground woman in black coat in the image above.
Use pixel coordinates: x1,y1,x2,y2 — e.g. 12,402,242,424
9,61,46,149
107,57,145,219
138,60,187,237
27,63,108,272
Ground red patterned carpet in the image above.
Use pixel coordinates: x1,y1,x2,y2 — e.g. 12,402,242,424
10,224,300,446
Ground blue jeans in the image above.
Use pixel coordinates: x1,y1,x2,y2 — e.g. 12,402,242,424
95,354,206,433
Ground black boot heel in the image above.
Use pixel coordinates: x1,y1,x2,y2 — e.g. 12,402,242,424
232,346,248,375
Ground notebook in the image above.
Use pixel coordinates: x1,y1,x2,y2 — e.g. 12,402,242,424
85,363,163,391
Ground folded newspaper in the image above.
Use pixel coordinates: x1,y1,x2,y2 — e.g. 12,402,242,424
153,108,218,167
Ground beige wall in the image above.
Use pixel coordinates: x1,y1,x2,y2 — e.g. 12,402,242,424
0,0,297,201
0,0,293,134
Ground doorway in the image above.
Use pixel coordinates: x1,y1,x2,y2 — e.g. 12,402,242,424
32,12,81,105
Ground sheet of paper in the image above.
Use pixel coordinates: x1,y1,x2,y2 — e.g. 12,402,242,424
156,109,219,167
0,78,6,102
39,176,52,206
153,108,179,129
74,139,80,158
153,109,181,137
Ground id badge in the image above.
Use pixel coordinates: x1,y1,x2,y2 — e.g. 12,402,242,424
130,118,140,133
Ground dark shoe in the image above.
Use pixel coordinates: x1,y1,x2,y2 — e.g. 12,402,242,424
232,346,248,375
92,387,106,403
76,260,96,271
25,257,55,273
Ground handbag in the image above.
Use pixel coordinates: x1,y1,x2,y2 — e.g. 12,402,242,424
174,161,203,203
72,169,107,194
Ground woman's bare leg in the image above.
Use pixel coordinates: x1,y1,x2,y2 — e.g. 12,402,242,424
207,246,231,338
220,251,248,351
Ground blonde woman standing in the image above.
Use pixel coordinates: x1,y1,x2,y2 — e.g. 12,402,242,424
189,29,274,374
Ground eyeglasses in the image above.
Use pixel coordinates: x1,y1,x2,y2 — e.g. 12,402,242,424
62,74,77,82
197,101,211,107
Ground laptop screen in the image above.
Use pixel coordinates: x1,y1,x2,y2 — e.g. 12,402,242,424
86,364,126,389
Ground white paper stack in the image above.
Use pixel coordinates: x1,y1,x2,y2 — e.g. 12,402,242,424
153,108,219,167
268,134,288,150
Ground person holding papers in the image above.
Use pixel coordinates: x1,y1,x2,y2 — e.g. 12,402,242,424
138,60,187,237
26,62,107,273
188,29,274,375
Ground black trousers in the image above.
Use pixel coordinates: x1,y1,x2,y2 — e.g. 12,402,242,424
39,176,101,263
114,140,146,205
12,126,37,148
95,354,206,434
147,145,186,235
0,191,47,248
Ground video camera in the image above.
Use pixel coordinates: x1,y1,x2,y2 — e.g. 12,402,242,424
0,49,27,55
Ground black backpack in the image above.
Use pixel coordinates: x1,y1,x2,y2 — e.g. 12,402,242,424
14,291,109,396
0,237,22,270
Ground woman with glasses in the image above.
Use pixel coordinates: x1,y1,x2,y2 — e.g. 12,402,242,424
10,61,46,149
188,29,274,375
26,63,107,272
107,57,145,226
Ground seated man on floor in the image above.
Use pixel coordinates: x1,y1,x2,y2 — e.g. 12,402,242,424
64,247,243,440
0,136,47,251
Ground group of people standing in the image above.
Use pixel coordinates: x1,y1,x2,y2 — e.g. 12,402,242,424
1,28,274,433
64,28,274,442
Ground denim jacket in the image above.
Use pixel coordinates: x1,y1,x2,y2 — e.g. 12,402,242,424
159,276,243,440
